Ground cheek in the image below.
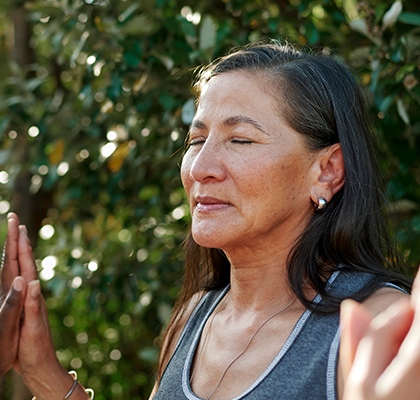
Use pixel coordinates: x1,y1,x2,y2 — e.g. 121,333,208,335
180,159,192,194
244,157,309,201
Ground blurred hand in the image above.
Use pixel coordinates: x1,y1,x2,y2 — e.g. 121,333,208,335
340,272,420,400
0,213,27,376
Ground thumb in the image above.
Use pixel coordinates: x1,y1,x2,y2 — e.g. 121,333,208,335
0,276,26,376
339,299,372,384
0,276,26,327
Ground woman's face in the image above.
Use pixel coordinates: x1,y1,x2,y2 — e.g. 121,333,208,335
181,71,317,253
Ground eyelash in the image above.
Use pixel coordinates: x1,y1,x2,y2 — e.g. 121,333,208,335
187,139,253,147
187,140,205,147
231,139,253,144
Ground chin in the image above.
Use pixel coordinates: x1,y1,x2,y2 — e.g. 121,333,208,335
191,218,240,250
191,228,229,249
191,233,220,249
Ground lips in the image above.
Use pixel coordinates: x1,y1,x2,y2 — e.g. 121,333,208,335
195,195,232,212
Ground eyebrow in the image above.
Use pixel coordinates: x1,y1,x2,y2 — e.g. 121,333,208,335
190,115,267,134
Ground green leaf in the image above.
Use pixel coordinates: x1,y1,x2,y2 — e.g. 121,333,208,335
396,64,416,82
199,15,216,51
120,15,159,36
0,149,11,164
398,12,420,26
70,32,89,68
180,18,195,38
135,99,152,113
154,54,174,71
182,99,195,124
155,0,169,7
118,4,140,24
124,53,140,67
26,78,45,92
0,96,24,108
159,94,176,110
109,76,122,99
137,347,158,365
379,95,394,112
396,98,410,125
0,117,11,133
138,186,159,201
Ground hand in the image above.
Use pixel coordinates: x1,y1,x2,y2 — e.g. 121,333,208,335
0,213,27,376
12,237,58,378
11,215,86,399
340,272,420,400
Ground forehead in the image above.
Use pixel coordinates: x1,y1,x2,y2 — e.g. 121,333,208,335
195,72,282,129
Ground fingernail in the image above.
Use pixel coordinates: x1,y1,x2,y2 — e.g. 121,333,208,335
13,277,23,292
29,280,40,297
19,226,30,243
340,299,356,313
340,299,357,326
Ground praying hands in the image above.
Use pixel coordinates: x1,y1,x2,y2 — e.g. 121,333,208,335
0,213,90,399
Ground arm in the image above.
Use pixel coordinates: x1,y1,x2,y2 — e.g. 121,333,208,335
339,272,420,400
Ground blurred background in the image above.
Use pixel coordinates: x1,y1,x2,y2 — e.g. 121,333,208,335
0,0,419,398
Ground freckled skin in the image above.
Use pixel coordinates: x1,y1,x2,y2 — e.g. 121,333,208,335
181,71,318,258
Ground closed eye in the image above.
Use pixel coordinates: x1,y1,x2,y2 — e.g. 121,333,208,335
187,139,206,147
231,139,253,144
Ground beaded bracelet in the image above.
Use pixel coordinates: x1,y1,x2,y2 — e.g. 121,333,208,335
31,370,94,400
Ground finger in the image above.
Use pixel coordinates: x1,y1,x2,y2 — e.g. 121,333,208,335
340,299,372,384
375,293,420,399
19,280,53,373
1,214,20,293
0,276,26,375
411,266,420,308
18,225,38,283
394,283,420,361
23,280,49,332
350,299,413,391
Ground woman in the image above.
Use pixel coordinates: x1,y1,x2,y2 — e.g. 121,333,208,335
0,42,417,400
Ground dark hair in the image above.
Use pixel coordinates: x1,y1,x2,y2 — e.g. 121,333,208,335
157,41,411,377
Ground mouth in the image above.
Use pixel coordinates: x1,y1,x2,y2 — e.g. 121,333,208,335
194,195,232,212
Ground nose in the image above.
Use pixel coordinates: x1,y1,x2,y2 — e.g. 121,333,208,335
187,140,227,183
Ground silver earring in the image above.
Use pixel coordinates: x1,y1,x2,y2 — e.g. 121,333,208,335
314,198,327,211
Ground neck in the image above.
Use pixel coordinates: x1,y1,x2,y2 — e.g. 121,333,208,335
226,256,295,314
219,218,308,312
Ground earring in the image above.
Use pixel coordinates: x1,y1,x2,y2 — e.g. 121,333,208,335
314,198,327,211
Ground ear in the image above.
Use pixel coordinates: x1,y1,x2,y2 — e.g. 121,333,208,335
310,143,345,205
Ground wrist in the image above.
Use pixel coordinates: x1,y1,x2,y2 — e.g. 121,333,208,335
23,365,89,400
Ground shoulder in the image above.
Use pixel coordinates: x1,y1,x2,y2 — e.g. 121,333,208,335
163,290,207,362
149,290,207,399
169,290,207,347
149,291,206,399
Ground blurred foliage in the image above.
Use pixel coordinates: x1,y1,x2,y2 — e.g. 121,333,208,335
0,0,419,398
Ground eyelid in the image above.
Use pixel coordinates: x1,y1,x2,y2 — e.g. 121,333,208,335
187,134,206,147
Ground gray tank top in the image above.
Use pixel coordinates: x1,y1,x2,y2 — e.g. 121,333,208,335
153,270,378,400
